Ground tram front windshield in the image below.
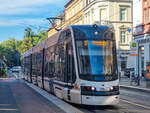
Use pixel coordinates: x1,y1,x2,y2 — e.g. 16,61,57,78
76,40,118,81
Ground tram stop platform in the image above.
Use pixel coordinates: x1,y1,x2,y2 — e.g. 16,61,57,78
120,76,150,93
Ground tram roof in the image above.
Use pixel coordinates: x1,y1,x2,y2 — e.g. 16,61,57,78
70,25,113,40
70,25,110,30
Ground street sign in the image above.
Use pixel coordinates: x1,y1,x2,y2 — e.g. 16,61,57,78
132,42,136,47
130,50,138,56
127,28,132,33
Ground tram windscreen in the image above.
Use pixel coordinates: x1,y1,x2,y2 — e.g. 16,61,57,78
76,40,118,81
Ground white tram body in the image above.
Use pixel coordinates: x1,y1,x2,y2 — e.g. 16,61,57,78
22,25,119,105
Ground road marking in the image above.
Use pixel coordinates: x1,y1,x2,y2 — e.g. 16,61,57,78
0,108,18,111
121,99,150,109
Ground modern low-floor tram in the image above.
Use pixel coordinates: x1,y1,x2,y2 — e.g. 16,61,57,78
22,25,119,105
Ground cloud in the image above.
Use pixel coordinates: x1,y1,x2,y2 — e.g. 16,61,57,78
0,0,68,29
0,0,62,8
0,18,48,27
0,0,68,15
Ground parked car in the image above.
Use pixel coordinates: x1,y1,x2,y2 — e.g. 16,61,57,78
11,66,22,72
124,68,134,78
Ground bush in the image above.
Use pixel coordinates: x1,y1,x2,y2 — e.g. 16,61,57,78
1,68,7,78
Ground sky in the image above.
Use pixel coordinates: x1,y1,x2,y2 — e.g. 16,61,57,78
0,0,69,43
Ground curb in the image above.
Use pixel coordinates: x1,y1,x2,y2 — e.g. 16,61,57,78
120,85,150,93
25,81,84,113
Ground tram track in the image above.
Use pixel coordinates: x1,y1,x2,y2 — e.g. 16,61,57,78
120,98,150,110
73,98,150,113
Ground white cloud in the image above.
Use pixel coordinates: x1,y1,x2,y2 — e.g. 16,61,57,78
0,0,68,15
0,0,68,28
0,18,48,27
0,0,60,8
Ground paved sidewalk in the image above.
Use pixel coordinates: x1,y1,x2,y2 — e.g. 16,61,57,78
120,76,150,93
0,78,66,113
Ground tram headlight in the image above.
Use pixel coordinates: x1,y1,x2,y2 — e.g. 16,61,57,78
91,86,96,91
81,86,96,91
110,86,113,90
109,86,119,91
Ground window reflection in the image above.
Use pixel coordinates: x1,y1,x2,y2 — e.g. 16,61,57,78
76,40,115,75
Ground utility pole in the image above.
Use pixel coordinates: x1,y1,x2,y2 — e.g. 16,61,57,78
137,42,140,86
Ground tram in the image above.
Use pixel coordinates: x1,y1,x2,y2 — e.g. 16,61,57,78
22,25,119,105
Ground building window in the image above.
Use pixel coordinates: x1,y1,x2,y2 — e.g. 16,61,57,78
120,8,126,21
86,0,94,6
87,11,90,24
85,13,88,24
72,6,75,16
149,8,150,23
144,9,147,24
120,31,126,44
91,8,94,24
100,8,107,23
145,0,147,7
86,0,89,5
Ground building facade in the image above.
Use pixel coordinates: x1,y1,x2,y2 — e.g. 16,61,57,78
65,0,85,26
83,0,133,71
133,0,142,27
133,0,150,77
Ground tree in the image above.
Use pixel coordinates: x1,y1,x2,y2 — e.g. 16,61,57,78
24,27,32,38
0,38,21,67
19,37,33,54
0,27,48,67
36,31,48,44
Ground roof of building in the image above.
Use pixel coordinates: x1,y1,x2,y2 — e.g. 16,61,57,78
64,0,74,8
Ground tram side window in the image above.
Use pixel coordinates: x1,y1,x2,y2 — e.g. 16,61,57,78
27,56,31,75
54,44,65,82
24,57,28,75
24,55,31,76
44,49,49,78
66,43,76,83
49,53,55,78
34,53,38,76
32,54,35,75
36,52,42,76
45,46,55,78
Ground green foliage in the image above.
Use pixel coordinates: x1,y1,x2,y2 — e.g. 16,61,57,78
37,31,48,44
0,38,21,67
0,27,48,67
1,68,7,77
19,37,33,54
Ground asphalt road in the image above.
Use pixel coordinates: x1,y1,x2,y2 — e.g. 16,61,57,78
0,78,66,113
74,88,150,113
1,71,150,113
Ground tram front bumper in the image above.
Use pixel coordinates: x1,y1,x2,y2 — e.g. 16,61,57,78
81,95,119,105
